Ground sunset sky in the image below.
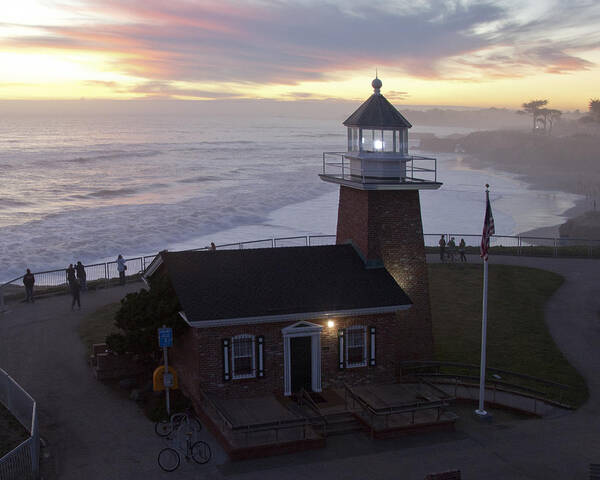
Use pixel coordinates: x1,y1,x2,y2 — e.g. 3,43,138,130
2,0,599,109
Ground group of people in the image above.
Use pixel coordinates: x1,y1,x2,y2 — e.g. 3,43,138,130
439,235,468,263
22,254,129,308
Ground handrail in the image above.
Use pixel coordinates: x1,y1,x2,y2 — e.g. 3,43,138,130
343,382,451,417
399,361,573,390
298,389,327,427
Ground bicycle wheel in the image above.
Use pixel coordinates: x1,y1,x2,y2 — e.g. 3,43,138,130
191,441,211,464
155,420,173,437
157,447,180,472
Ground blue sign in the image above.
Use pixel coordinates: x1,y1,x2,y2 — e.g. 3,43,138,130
158,327,173,348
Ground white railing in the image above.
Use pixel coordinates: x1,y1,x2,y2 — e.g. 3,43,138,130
321,152,438,185
1,232,599,308
0,368,39,480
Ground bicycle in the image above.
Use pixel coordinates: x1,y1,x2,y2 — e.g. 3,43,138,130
157,430,212,472
155,409,202,438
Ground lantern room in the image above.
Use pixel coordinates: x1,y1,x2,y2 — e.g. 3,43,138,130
320,77,441,190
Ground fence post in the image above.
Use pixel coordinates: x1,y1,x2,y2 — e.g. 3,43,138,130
0,286,4,310
104,263,109,287
31,405,40,479
553,238,558,257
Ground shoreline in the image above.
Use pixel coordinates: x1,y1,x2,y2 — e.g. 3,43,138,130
456,154,592,238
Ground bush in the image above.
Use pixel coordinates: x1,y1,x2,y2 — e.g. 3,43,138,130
105,275,186,359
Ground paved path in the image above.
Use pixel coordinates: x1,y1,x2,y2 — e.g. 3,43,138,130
0,284,226,479
1,255,599,479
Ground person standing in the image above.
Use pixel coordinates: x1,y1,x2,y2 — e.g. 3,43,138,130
459,238,467,263
117,254,127,285
23,269,35,303
448,237,457,262
67,264,81,310
438,235,446,262
76,261,87,291
66,264,76,284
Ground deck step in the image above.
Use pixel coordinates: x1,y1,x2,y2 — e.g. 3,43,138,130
320,412,363,436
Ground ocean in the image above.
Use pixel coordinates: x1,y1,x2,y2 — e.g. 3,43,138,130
0,112,581,280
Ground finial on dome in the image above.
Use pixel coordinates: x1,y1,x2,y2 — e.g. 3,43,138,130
372,72,382,94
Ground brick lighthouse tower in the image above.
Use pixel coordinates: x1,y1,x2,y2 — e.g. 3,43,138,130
320,77,441,358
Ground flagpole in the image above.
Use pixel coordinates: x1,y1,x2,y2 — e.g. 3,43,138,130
475,256,489,416
476,185,491,418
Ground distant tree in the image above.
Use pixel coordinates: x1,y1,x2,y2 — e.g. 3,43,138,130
521,99,548,132
538,108,562,134
589,98,600,122
105,275,185,358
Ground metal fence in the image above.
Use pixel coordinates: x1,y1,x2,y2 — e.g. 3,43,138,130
424,234,600,258
0,368,39,480
2,232,599,307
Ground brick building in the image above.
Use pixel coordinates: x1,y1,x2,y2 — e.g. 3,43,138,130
145,244,413,400
144,78,447,454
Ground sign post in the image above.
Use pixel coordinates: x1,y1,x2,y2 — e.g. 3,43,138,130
158,325,173,417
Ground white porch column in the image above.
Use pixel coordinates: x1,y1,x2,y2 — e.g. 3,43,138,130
283,336,291,396
311,333,322,392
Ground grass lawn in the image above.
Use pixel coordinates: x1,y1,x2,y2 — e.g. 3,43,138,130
0,402,29,457
77,264,589,408
77,302,121,354
429,263,588,407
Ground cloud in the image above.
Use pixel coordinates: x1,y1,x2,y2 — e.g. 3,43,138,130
126,81,244,99
2,0,599,94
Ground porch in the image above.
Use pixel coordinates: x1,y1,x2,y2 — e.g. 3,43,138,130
194,381,458,460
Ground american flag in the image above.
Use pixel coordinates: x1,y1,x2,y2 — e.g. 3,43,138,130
480,189,495,261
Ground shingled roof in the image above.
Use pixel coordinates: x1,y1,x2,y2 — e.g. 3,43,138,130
154,245,412,325
343,93,412,129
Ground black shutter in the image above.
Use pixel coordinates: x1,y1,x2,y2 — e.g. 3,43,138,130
222,339,231,381
338,328,345,369
369,326,376,366
257,335,265,378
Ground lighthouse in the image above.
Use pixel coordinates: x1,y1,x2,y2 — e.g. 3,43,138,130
320,77,441,359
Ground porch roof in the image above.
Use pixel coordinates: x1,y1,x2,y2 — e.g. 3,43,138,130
157,244,412,325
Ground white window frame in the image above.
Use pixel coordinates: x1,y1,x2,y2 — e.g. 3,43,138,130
231,334,256,379
345,326,367,368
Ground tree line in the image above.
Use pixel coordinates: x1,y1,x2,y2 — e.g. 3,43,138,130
520,98,600,133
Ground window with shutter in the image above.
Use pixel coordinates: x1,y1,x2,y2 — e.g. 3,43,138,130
346,326,367,368
232,334,256,379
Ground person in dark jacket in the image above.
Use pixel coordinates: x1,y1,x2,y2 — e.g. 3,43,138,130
66,264,80,310
438,235,446,262
66,264,76,284
23,269,35,303
76,261,87,291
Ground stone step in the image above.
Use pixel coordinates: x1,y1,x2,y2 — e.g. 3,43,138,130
319,413,363,436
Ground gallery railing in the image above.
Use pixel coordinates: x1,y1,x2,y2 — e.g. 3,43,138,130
1,232,599,308
0,368,40,480
321,152,438,185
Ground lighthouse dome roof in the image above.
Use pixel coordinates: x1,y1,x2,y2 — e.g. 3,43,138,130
343,80,412,129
